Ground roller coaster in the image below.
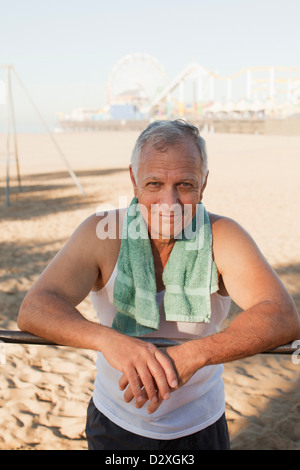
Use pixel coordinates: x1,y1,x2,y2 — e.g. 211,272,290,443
57,55,300,129
149,64,300,112
106,55,300,119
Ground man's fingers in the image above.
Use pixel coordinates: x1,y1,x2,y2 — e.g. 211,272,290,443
146,357,172,401
124,366,145,403
118,342,179,411
119,373,129,391
136,365,160,404
123,365,159,405
147,395,163,414
121,371,156,408
123,385,134,403
121,374,147,407
124,386,148,408
155,348,178,389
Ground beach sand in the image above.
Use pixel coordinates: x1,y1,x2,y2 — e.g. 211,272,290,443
0,130,299,450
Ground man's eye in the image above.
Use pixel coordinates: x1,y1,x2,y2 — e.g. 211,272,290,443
179,182,191,188
148,182,160,187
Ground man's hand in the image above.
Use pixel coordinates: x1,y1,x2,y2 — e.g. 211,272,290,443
101,332,179,406
119,342,196,414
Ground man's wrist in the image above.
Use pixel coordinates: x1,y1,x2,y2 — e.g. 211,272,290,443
181,337,214,373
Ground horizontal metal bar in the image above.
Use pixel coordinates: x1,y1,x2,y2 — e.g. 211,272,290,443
0,330,299,354
0,330,57,346
0,330,180,348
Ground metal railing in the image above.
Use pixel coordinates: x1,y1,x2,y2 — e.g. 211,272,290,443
0,330,299,355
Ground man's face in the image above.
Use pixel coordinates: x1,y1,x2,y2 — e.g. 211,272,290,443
130,137,207,240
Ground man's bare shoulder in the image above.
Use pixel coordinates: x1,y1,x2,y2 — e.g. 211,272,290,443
209,211,260,262
208,212,250,241
73,208,126,289
74,207,127,243
208,214,246,295
208,212,266,275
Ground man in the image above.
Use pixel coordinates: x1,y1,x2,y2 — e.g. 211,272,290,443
18,120,300,450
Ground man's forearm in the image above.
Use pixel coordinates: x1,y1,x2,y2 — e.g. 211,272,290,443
170,299,300,381
18,290,109,351
18,291,179,404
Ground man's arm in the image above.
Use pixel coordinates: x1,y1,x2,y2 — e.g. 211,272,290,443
207,216,300,352
17,214,177,404
134,216,300,413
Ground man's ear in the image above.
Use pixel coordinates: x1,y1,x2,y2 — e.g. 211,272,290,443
129,165,138,198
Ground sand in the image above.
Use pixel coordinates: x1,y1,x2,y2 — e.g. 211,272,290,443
0,130,300,450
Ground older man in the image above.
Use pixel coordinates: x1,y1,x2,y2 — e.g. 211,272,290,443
18,120,300,450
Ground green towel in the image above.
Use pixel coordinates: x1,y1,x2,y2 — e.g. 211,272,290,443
112,197,219,336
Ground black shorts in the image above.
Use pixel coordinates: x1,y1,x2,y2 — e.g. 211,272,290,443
85,398,230,451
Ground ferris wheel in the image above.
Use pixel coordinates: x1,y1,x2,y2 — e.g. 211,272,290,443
106,53,168,112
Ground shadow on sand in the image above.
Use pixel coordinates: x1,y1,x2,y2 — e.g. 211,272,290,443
0,167,130,220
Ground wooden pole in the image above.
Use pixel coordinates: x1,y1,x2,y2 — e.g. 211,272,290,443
7,66,22,190
5,67,10,206
11,68,86,197
1,64,86,201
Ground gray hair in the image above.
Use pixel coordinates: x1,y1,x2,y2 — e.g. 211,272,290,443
130,120,208,184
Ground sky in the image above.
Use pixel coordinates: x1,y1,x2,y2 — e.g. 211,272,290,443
0,0,299,131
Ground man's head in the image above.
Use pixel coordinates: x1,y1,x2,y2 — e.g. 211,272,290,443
130,119,208,186
129,120,209,240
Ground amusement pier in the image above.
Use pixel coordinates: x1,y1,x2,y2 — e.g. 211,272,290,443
57,53,300,135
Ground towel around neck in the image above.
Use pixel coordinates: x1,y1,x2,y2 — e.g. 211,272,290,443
112,197,219,336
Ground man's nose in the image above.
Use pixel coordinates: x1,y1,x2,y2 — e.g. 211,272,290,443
160,187,179,207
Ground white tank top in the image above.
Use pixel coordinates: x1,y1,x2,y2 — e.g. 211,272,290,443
90,263,231,440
